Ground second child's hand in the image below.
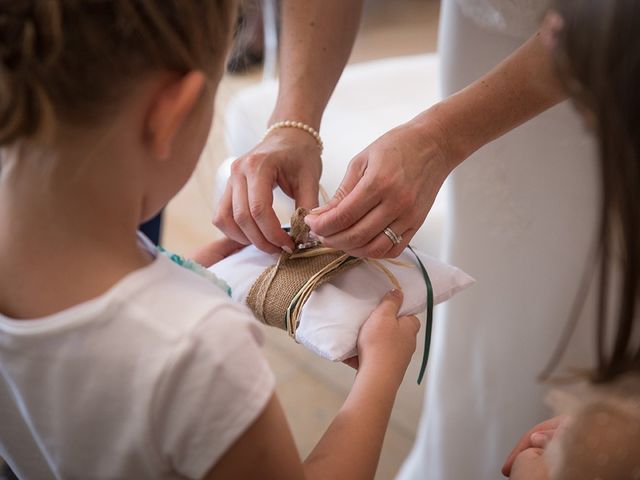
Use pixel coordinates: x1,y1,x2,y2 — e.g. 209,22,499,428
190,238,247,267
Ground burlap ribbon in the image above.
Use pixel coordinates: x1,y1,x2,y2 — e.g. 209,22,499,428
246,208,364,336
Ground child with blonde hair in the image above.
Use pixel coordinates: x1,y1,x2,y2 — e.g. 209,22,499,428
0,1,419,478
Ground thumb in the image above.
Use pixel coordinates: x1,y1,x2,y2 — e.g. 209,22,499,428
373,289,404,318
311,156,364,215
530,430,555,449
399,314,421,335
293,174,320,210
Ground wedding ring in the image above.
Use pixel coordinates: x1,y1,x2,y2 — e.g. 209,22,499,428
383,227,402,245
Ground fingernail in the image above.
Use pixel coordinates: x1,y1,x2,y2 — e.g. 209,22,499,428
390,288,403,298
530,433,547,447
281,245,293,254
310,204,330,215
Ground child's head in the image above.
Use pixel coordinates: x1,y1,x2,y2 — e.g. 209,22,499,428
0,0,235,220
545,0,640,381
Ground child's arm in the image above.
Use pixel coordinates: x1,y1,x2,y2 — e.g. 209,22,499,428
204,290,419,480
189,238,246,267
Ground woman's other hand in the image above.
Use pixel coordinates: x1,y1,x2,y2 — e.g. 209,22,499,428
304,117,453,258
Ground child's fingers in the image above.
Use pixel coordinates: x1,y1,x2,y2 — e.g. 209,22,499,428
530,430,555,449
372,289,404,318
501,416,566,476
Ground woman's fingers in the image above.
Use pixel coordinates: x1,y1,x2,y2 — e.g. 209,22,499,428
213,129,323,254
318,202,405,251
231,175,281,254
310,154,367,217
304,160,381,237
345,218,415,259
213,181,250,245
292,169,322,211
246,170,295,251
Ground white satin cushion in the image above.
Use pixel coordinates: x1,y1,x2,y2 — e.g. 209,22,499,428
209,245,474,361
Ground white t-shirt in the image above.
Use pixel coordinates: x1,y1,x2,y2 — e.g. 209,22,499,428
0,238,275,479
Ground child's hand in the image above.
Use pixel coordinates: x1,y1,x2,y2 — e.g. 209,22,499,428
355,289,420,386
502,415,567,477
190,238,246,267
508,447,549,480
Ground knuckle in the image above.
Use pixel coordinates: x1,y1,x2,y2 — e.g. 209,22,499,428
365,179,382,196
367,244,388,259
248,200,267,220
345,230,368,247
334,210,356,230
245,152,268,172
229,159,244,176
212,210,231,229
397,191,414,210
232,207,251,227
254,240,275,253
333,186,349,203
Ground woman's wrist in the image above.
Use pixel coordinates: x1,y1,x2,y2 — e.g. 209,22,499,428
402,111,462,181
263,120,323,153
269,101,324,132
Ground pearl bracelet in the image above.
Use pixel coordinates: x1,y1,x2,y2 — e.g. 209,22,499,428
262,120,323,153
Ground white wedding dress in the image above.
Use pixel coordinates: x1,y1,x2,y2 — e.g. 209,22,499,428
398,1,599,478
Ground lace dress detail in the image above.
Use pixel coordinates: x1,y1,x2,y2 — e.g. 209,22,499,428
545,375,640,479
454,0,550,38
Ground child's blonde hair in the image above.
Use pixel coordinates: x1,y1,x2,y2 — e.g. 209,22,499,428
0,0,236,145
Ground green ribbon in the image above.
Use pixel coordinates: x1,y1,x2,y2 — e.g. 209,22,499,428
158,246,232,296
408,246,433,385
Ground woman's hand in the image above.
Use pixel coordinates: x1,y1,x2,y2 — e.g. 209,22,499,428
502,415,567,477
356,289,420,385
190,237,246,267
304,117,453,258
213,127,322,254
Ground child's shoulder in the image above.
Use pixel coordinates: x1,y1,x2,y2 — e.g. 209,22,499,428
0,252,275,479
111,252,262,351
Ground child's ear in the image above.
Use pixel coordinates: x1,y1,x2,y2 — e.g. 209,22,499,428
145,71,206,160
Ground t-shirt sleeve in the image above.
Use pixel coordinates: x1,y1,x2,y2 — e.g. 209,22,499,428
150,303,276,479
